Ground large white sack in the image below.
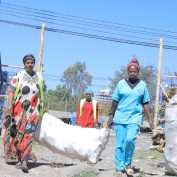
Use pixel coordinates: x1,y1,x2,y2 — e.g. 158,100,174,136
165,94,177,175
34,113,110,164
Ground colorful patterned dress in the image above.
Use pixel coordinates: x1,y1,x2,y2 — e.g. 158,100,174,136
4,71,44,161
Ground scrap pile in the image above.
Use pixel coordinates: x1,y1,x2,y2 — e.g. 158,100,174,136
151,87,177,153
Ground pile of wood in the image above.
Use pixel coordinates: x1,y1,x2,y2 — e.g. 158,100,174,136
151,103,166,153
162,87,177,102
151,129,165,152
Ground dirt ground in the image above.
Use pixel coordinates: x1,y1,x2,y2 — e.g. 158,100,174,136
0,130,175,177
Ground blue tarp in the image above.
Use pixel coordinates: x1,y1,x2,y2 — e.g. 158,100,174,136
71,112,76,125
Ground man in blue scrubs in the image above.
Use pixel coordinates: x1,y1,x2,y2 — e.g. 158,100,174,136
108,58,153,176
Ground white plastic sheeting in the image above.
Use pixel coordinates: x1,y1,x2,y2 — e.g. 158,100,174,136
165,94,177,175
34,113,110,164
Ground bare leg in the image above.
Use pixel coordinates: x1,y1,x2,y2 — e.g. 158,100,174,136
29,152,37,162
22,160,28,171
15,151,22,169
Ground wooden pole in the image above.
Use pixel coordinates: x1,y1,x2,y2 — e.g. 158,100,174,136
1,64,38,71
154,38,163,130
1,64,24,69
38,24,45,73
160,75,177,78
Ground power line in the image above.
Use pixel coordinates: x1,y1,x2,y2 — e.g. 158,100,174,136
1,19,177,50
44,77,109,88
44,73,110,81
3,2,177,36
0,9,165,44
1,2,177,46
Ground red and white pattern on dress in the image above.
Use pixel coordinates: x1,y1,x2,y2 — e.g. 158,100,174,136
4,71,43,161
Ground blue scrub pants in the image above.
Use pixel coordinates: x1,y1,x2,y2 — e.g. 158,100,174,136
114,123,140,171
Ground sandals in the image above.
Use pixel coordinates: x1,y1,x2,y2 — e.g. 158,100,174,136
125,165,134,176
114,170,124,177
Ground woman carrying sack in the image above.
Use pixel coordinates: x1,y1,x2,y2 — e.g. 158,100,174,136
3,54,44,171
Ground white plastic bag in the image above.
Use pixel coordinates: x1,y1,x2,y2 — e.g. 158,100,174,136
34,113,110,164
165,94,177,175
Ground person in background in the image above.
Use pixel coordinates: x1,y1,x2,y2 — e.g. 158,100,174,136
107,57,153,177
75,87,98,128
3,54,44,172
71,112,76,125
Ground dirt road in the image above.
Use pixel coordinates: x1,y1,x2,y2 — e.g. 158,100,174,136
0,131,174,177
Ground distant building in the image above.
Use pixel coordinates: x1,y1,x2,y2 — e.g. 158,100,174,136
96,88,112,116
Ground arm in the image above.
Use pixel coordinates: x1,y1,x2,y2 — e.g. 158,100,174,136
143,103,153,130
6,74,20,112
94,102,99,128
4,87,14,129
142,83,153,129
75,101,81,125
6,87,14,112
107,100,118,128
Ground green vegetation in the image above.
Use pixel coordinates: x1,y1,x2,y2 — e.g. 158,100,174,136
45,61,92,112
134,149,164,161
136,171,145,177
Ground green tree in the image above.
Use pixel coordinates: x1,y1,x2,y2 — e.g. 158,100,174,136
45,85,73,111
61,61,92,97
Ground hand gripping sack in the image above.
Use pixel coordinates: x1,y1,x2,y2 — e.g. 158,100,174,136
165,94,177,175
34,113,110,164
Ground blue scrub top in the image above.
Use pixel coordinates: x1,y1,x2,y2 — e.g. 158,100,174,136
112,79,150,125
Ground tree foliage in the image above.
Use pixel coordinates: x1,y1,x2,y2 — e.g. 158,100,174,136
45,62,93,112
61,61,92,96
45,85,73,111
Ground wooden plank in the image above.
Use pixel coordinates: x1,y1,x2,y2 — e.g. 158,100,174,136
1,64,24,69
160,75,177,78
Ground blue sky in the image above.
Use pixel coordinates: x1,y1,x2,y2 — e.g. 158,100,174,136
1,0,177,94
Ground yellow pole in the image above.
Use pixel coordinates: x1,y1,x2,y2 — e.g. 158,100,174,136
154,38,163,130
38,24,45,73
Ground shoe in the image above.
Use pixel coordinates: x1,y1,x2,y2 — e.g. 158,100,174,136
125,165,134,176
114,170,124,177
